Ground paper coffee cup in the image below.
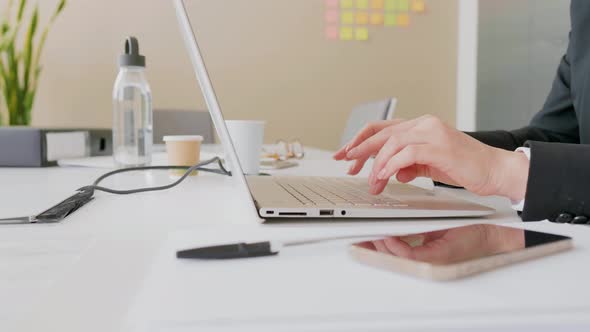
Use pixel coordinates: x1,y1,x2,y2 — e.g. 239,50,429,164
163,135,203,176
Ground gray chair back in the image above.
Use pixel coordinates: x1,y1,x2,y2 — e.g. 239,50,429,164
153,110,214,144
340,98,397,147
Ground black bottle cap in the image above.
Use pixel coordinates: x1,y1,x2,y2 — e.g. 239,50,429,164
119,36,146,68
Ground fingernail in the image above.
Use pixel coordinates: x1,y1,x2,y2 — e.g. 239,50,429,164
344,144,351,152
377,169,388,180
346,148,357,159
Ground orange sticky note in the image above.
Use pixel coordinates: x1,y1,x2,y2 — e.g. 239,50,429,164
341,11,354,24
411,0,425,12
384,0,396,11
371,0,384,10
325,0,339,8
356,0,369,9
398,0,409,11
325,10,339,24
355,27,369,41
370,12,384,25
384,13,397,26
340,26,354,40
340,0,354,9
355,12,369,25
397,13,410,26
326,26,339,40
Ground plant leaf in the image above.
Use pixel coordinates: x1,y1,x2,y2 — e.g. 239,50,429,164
23,5,37,94
52,0,66,22
16,0,26,22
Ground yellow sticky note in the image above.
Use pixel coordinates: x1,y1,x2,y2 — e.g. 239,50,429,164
384,0,397,11
384,13,397,26
411,0,425,12
370,12,384,25
398,0,409,11
340,26,354,40
397,13,410,26
355,27,369,41
355,12,369,25
340,0,354,9
371,0,384,10
356,0,369,9
341,11,355,24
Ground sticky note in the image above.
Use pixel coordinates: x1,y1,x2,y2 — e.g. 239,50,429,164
356,0,369,9
341,11,354,24
325,0,339,9
340,0,354,9
370,12,384,25
384,13,397,26
355,12,369,25
325,10,339,24
355,27,369,41
340,26,354,40
371,0,384,10
397,13,410,26
325,26,339,40
384,0,397,11
411,0,425,12
398,0,409,11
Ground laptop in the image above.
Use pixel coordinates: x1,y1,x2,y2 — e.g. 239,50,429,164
173,0,494,222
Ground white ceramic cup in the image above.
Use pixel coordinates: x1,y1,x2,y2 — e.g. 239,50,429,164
225,120,265,175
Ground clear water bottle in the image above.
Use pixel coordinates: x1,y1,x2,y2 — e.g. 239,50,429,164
112,36,153,167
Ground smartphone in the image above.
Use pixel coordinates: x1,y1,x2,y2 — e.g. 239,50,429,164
349,224,572,281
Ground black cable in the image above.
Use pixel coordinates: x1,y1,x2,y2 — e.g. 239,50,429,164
78,157,231,195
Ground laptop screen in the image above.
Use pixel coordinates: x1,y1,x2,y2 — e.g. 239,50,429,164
174,0,261,221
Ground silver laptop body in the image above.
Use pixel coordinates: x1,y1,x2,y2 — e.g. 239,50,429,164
173,0,494,221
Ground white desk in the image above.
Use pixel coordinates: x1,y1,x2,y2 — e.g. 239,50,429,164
1,147,588,332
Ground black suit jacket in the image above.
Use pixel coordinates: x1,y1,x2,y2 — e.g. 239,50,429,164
469,0,590,222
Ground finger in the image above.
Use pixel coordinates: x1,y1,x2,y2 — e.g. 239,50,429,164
347,156,369,175
406,238,453,264
347,117,421,161
377,145,442,181
369,178,389,195
334,120,401,160
382,237,414,258
370,128,429,183
395,166,418,183
372,240,391,254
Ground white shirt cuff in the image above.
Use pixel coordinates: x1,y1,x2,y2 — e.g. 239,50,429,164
511,147,530,212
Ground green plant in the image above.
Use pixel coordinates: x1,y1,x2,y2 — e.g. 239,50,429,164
0,0,66,126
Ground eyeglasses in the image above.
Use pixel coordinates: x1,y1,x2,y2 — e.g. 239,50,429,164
263,139,305,161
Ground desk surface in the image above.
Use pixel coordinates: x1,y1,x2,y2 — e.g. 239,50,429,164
1,147,588,332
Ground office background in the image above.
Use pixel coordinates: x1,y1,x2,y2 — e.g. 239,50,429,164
1,0,570,148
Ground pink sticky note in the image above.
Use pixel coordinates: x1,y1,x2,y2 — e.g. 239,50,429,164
325,0,339,9
325,10,339,24
325,26,339,40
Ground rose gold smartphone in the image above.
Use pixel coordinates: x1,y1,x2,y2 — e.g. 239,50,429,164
349,224,572,281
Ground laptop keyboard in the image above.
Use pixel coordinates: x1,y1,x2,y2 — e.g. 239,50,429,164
276,178,406,207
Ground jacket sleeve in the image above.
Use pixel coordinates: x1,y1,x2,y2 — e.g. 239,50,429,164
520,141,590,222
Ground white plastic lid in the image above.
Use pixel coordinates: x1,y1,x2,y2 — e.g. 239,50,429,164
163,135,204,142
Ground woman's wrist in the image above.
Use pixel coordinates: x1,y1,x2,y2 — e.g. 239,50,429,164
492,149,530,201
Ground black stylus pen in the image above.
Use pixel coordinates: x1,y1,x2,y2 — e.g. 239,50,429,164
176,234,387,259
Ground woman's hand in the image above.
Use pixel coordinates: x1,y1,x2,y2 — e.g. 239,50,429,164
333,115,529,201
362,224,525,264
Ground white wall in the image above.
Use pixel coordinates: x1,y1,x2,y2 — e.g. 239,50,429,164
2,0,460,149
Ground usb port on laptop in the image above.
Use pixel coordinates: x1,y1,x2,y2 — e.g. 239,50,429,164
320,210,334,216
